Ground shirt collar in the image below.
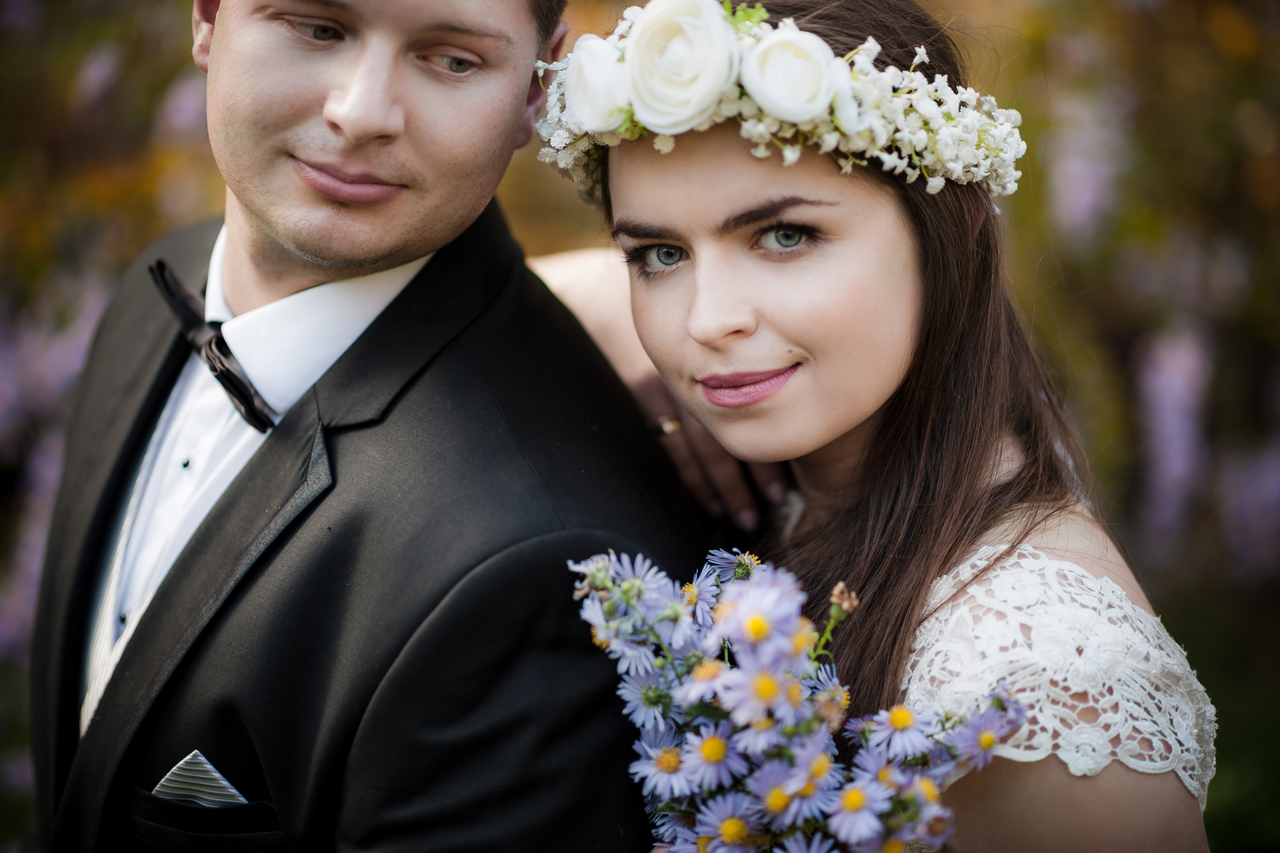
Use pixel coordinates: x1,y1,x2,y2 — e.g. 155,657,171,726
205,225,432,420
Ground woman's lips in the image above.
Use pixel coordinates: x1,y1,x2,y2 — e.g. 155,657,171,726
699,364,800,408
292,157,404,206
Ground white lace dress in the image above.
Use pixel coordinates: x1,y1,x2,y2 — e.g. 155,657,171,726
901,544,1216,810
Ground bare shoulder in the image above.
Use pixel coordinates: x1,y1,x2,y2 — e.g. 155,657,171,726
944,755,1207,852
1016,505,1156,617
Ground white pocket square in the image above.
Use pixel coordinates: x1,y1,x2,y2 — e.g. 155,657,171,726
151,749,249,807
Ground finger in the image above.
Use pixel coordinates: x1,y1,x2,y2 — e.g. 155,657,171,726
631,377,722,515
748,461,790,505
679,410,760,532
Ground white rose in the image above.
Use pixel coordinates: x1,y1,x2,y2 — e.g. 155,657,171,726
741,28,839,124
625,0,740,136
563,34,630,133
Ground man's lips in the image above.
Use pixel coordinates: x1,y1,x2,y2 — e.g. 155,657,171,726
291,157,405,206
699,364,800,408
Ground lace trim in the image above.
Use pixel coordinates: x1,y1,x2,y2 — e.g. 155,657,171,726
902,545,1216,811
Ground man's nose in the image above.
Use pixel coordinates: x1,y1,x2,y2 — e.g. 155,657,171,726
322,39,406,145
685,261,759,347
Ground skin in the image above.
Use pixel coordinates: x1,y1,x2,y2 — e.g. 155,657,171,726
192,0,567,315
610,123,922,518
605,123,1208,851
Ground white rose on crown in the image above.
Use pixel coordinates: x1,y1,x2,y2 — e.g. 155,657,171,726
625,0,740,135
563,34,630,133
740,24,842,125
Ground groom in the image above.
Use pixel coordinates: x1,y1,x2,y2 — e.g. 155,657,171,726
29,0,702,849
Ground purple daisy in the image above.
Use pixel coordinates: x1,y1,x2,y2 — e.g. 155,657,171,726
825,781,892,846
630,726,692,800
683,722,749,791
865,704,939,760
694,792,763,853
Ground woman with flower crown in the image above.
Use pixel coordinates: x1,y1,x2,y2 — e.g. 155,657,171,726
533,0,1216,849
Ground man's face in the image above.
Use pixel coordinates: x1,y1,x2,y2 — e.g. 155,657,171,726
196,0,548,270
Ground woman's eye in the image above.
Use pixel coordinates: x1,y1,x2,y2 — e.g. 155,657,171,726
307,24,341,41
643,245,685,269
760,226,806,251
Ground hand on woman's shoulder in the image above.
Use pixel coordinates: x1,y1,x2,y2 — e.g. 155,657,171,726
921,507,1211,851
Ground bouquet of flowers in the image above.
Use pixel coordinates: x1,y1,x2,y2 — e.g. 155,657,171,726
570,549,1026,852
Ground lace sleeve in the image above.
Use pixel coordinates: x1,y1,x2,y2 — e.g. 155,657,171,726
901,546,1217,810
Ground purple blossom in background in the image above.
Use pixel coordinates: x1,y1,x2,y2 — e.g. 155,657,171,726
1045,89,1128,248
1216,441,1280,583
0,275,107,659
152,72,209,148
0,431,62,660
71,41,123,109
1135,324,1213,562
0,0,39,31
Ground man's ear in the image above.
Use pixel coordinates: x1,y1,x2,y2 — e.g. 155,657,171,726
192,0,221,73
515,20,571,150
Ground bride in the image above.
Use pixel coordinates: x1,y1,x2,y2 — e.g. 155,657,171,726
534,0,1216,849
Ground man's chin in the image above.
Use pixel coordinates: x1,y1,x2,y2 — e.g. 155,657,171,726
261,210,435,273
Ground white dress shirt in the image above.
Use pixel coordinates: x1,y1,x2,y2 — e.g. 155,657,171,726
80,227,431,735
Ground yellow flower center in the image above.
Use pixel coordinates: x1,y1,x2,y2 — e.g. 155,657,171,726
888,705,914,730
683,582,700,605
877,766,894,785
654,747,682,774
691,660,723,682
719,817,748,844
696,838,713,853
842,787,867,811
809,753,832,779
791,617,817,655
743,612,772,643
978,730,997,750
796,781,816,799
750,671,779,703
590,626,610,650
751,716,776,732
713,601,737,623
882,841,905,853
764,787,792,813
700,736,727,764
915,777,940,802
786,681,805,708
838,687,850,710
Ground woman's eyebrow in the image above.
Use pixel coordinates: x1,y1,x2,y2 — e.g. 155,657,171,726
716,196,837,235
611,221,682,241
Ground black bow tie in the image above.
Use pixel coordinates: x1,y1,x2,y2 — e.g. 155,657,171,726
148,259,276,433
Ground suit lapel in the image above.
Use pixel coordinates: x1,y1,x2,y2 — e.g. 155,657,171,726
29,223,217,840
45,200,524,849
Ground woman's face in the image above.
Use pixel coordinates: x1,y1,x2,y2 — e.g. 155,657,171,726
610,124,922,472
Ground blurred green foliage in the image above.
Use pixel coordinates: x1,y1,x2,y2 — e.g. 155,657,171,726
0,0,1277,849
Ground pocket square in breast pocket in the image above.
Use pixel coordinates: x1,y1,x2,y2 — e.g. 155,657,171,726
152,750,249,807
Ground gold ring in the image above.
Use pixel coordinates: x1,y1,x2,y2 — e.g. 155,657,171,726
653,415,682,436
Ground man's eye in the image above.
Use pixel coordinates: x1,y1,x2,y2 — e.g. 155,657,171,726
643,245,684,268
760,227,806,251
307,24,341,41
433,55,477,74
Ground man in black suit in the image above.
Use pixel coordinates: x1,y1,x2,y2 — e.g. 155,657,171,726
29,0,703,849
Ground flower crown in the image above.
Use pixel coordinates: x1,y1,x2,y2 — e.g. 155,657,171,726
535,0,1027,205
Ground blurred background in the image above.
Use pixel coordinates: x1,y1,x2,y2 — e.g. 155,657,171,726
0,0,1276,848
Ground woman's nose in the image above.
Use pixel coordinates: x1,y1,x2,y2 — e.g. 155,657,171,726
322,40,406,146
685,264,759,348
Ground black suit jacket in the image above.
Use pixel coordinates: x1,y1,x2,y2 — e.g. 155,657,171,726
29,202,704,851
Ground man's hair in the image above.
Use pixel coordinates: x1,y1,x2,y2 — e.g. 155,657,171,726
531,0,568,48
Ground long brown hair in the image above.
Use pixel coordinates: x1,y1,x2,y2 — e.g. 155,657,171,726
604,0,1091,720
